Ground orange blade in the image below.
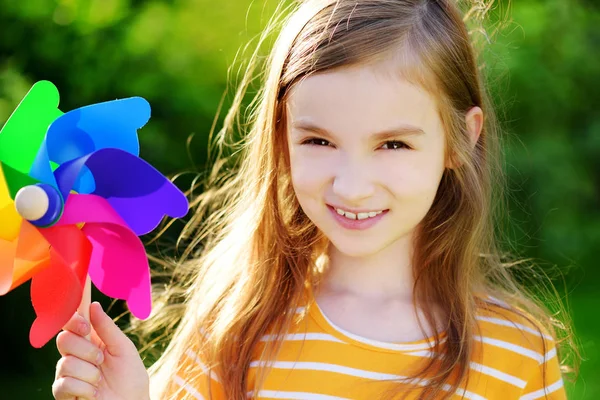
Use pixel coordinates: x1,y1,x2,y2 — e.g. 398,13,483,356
0,236,17,295
0,221,50,295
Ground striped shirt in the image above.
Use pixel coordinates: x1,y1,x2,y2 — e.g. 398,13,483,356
169,298,565,400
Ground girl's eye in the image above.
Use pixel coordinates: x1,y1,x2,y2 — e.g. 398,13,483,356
381,141,410,150
302,138,332,147
300,138,410,150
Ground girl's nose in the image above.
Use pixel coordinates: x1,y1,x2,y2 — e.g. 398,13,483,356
331,161,376,204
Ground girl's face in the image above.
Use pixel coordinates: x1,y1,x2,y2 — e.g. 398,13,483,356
286,63,449,257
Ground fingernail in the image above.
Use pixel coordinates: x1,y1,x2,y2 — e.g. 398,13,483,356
96,350,104,365
80,319,90,329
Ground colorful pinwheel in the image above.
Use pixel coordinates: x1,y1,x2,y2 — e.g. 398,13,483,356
0,81,189,348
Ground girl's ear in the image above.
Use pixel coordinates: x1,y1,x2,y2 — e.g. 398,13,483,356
465,106,484,148
446,106,484,169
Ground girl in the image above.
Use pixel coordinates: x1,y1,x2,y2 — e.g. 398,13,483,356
52,0,577,399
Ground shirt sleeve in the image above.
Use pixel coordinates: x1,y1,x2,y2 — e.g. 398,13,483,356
519,343,567,400
165,347,225,400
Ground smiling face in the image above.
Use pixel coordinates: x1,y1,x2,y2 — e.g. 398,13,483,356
286,63,449,258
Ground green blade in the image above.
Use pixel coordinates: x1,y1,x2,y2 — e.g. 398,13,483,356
0,80,63,177
0,161,40,199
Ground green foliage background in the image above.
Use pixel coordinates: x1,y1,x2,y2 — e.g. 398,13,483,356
0,0,597,398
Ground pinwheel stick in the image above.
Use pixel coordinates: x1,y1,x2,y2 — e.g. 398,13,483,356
77,275,92,341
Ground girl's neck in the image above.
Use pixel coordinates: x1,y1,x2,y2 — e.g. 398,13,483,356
319,232,416,302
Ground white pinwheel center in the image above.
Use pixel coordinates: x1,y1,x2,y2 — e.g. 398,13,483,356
15,185,50,221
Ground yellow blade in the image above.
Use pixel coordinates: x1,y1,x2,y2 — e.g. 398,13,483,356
0,164,21,241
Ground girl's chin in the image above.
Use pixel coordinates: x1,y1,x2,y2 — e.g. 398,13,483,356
326,237,389,258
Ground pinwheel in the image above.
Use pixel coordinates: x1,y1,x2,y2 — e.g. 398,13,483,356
0,81,189,348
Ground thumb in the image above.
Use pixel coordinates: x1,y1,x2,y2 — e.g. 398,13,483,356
89,301,132,357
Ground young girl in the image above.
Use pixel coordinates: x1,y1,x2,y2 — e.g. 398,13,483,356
51,0,577,399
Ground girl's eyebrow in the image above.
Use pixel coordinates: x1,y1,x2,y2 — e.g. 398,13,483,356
291,120,426,141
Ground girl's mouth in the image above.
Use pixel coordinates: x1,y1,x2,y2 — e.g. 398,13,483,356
327,205,389,230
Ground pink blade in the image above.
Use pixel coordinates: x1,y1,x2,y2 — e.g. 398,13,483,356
57,193,152,319
83,223,151,319
30,225,91,348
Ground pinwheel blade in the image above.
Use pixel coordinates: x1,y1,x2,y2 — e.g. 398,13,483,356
30,224,92,348
0,161,41,200
55,148,188,235
0,238,17,295
0,81,62,182
0,203,21,241
30,97,151,194
30,250,85,348
0,162,12,207
85,223,152,319
56,194,152,319
0,221,50,295
0,163,22,241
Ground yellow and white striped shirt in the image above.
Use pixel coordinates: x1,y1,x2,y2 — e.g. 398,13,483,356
169,297,565,400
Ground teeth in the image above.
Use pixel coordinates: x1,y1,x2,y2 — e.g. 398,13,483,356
335,208,383,220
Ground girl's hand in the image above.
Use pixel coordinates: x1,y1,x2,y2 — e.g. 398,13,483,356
52,302,150,400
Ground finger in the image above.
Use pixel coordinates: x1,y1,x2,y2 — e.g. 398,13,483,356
62,312,91,338
89,301,133,357
89,327,104,350
55,356,102,386
56,331,104,366
52,376,97,400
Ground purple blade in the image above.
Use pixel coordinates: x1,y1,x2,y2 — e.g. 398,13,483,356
54,148,189,236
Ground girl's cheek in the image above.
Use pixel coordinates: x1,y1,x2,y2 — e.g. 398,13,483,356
290,151,337,178
291,161,333,190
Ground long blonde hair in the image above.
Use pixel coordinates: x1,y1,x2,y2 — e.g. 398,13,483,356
133,0,578,398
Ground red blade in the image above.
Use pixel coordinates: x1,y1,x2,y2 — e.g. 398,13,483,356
29,225,92,348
